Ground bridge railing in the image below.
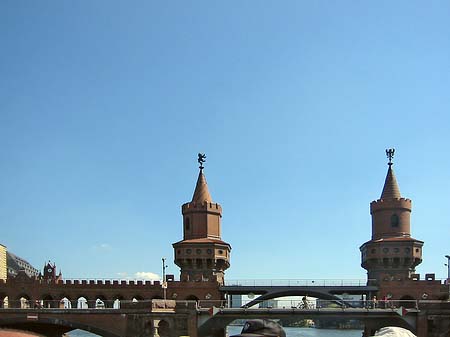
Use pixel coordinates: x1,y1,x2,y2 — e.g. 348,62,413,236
223,279,373,287
1,298,445,311
198,299,427,310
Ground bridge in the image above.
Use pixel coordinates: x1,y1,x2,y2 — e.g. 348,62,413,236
221,279,378,308
1,276,449,336
0,299,435,337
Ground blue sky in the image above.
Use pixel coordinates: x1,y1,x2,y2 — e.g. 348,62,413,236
1,1,449,281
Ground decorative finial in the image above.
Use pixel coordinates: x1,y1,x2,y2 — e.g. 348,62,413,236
386,148,395,166
198,153,206,170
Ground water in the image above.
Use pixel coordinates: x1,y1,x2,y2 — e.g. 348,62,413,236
67,327,363,337
228,326,362,337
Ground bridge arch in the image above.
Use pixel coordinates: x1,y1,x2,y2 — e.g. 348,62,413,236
59,297,72,309
76,296,89,309
243,289,350,308
158,319,170,337
185,295,199,301
15,294,31,309
0,294,7,308
95,297,106,309
42,294,55,308
132,295,144,302
399,295,416,309
112,295,124,309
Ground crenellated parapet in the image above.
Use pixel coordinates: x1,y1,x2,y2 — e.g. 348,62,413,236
182,201,222,215
370,198,412,213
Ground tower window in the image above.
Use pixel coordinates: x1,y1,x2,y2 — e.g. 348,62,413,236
390,214,399,227
185,218,190,231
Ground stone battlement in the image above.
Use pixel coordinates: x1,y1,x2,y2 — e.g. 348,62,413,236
370,197,411,213
182,201,222,213
0,278,163,287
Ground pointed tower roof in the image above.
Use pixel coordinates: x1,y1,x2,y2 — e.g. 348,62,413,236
381,165,401,199
191,153,212,203
192,169,213,203
380,148,401,199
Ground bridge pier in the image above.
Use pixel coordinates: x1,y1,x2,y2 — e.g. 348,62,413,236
416,312,429,337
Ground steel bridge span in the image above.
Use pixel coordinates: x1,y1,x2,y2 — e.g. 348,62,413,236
220,279,378,308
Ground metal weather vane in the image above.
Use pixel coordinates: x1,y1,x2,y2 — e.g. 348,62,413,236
386,148,395,166
198,153,206,170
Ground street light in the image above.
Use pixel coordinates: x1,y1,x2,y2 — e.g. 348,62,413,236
445,255,450,301
445,255,450,280
162,258,168,301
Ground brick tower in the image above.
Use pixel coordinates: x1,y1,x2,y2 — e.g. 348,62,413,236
173,154,231,284
360,149,423,284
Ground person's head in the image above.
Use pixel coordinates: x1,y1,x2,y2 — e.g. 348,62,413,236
231,319,286,337
373,327,416,337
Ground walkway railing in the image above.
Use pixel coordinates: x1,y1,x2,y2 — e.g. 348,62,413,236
223,279,373,287
2,298,440,311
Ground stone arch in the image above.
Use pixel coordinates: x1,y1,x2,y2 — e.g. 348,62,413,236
112,295,124,309
59,297,72,309
42,294,55,308
76,296,89,309
16,294,31,309
58,294,72,307
185,295,199,301
132,295,144,302
399,295,416,308
158,319,170,337
185,295,199,307
0,294,7,308
95,295,108,309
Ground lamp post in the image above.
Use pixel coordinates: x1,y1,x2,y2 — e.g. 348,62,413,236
162,258,168,301
445,255,450,301
445,255,450,280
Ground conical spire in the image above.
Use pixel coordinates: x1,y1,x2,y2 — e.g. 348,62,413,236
192,169,212,203
191,153,212,203
381,165,401,199
380,148,401,199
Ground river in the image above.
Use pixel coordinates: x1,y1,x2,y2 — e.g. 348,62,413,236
68,326,363,336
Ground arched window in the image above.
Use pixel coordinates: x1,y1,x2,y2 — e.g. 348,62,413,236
185,217,190,231
390,214,399,227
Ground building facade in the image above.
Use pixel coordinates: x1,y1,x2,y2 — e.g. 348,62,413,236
0,245,6,280
6,251,39,278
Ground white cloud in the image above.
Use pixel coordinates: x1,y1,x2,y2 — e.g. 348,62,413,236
93,243,111,251
117,272,128,278
134,272,160,281
116,271,161,281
